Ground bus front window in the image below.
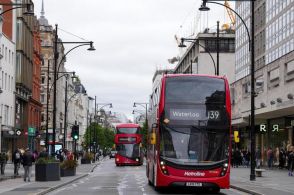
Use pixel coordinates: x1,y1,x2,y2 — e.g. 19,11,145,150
116,144,140,159
160,125,228,165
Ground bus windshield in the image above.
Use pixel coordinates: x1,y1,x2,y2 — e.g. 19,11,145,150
117,128,139,134
116,144,140,159
160,125,229,165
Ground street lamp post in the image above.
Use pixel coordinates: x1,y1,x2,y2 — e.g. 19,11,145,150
0,2,34,16
52,24,95,154
199,0,255,181
178,38,217,75
133,103,148,127
132,110,145,124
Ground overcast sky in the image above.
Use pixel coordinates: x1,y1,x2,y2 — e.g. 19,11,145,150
34,0,229,120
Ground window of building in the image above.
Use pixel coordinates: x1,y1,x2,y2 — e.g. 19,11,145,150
286,61,294,74
243,82,251,94
41,94,45,103
269,68,279,81
4,105,9,125
256,77,264,91
41,76,45,84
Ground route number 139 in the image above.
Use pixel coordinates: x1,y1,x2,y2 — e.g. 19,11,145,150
207,111,220,120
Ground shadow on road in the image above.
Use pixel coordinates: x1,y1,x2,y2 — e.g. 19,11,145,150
156,187,224,195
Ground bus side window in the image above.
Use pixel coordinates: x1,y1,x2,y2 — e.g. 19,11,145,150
154,88,159,107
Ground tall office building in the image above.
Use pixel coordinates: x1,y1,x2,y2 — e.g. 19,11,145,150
232,0,294,161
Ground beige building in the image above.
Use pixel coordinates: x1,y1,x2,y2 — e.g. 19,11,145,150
38,1,66,149
173,29,235,84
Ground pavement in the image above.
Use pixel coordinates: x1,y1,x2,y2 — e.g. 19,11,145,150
1,160,294,195
231,167,294,195
0,158,103,195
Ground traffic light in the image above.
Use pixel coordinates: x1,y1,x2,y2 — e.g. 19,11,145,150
71,125,79,140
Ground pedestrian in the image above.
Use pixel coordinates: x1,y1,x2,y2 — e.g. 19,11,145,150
33,150,38,160
267,147,274,169
244,149,250,168
22,148,34,182
256,148,261,169
287,146,294,176
279,148,286,169
0,152,8,175
12,149,22,176
234,148,242,167
38,147,48,159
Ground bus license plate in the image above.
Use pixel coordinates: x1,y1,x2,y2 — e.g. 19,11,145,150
186,182,202,187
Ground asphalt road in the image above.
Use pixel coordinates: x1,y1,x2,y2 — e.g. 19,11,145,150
47,158,249,195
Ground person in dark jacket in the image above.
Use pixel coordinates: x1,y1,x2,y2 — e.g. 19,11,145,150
12,149,22,175
22,148,34,182
0,152,8,175
288,146,294,176
38,147,48,159
279,148,286,169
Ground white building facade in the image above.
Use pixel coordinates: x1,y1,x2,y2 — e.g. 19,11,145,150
0,6,16,152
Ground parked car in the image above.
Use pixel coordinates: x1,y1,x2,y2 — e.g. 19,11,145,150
110,150,117,158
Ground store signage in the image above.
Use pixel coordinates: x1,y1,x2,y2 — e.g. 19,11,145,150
28,127,36,136
260,124,279,132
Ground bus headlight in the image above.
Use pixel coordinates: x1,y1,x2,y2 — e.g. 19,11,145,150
219,163,229,177
159,161,169,175
136,158,139,162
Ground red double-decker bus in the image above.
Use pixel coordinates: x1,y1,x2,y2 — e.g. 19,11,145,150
114,123,143,166
146,74,231,193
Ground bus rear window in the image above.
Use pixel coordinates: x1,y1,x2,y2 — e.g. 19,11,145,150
117,128,139,134
165,77,225,104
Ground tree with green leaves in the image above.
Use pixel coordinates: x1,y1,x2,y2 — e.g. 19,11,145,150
83,123,115,152
141,122,148,149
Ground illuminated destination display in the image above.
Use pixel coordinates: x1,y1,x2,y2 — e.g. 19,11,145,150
169,109,220,121
118,137,137,142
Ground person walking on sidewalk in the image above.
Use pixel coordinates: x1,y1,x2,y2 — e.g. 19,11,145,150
22,148,35,182
287,146,294,176
256,148,261,169
12,149,22,176
0,152,8,175
267,147,274,169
